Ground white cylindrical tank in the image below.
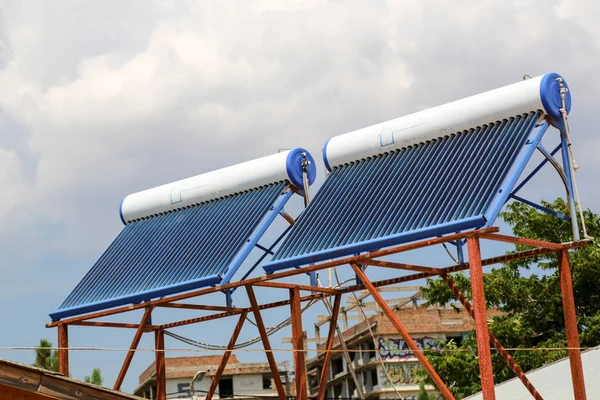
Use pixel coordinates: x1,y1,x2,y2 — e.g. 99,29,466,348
120,148,317,224
323,72,571,170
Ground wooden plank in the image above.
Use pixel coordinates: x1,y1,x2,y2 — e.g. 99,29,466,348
0,363,42,393
0,385,49,400
37,374,140,400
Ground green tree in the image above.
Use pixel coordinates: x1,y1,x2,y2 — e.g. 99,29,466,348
33,338,103,386
84,368,104,386
422,198,600,398
33,339,59,372
417,381,437,400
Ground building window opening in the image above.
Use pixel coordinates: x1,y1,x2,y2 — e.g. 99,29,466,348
370,368,378,387
367,341,376,360
219,377,234,398
332,357,344,376
333,384,342,400
263,374,273,390
177,383,191,398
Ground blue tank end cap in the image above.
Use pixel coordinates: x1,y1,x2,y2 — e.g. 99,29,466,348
286,147,317,188
119,196,127,225
540,72,572,120
322,138,332,172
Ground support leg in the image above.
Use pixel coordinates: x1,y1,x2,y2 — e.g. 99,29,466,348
246,285,286,400
558,250,587,400
58,323,69,376
155,329,166,400
206,311,248,400
291,287,307,400
351,263,455,400
442,274,543,400
114,307,153,391
318,294,341,400
467,236,496,400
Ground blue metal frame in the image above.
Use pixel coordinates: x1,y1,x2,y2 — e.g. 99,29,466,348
510,144,561,196
484,122,549,224
220,189,294,285
559,132,580,240
229,224,294,295
511,194,570,221
264,216,485,273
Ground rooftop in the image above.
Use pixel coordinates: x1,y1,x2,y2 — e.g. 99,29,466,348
0,357,143,400
316,306,502,351
137,355,278,391
465,346,600,400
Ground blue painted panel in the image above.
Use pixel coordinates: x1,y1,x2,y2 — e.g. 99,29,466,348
50,182,287,320
265,111,543,271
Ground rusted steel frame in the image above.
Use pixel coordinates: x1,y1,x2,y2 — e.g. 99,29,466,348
206,311,248,400
362,259,446,274
157,303,243,312
46,235,587,329
467,237,496,400
160,310,243,329
351,263,455,400
254,281,340,295
47,228,499,327
290,287,307,400
159,245,590,330
246,285,286,400
69,320,158,330
558,250,587,400
57,323,69,376
318,294,341,400
441,274,544,400
479,233,563,250
113,307,153,391
280,211,296,225
155,329,166,400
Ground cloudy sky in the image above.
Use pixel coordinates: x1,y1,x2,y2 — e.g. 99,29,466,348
1,0,599,393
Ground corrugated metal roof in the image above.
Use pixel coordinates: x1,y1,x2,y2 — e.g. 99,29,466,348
265,111,544,272
465,346,600,400
51,182,287,320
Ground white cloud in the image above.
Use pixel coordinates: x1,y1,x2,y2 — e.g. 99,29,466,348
0,0,598,277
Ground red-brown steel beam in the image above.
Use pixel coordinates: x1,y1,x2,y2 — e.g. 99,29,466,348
318,294,341,400
361,259,446,274
70,320,158,330
467,236,496,400
441,274,544,400
157,303,243,312
558,250,587,400
206,311,248,400
155,329,166,400
57,323,68,376
113,307,153,391
480,233,563,250
246,285,286,400
46,236,588,330
280,211,296,225
351,263,455,400
46,228,501,327
290,287,307,400
254,281,340,295
156,244,590,331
